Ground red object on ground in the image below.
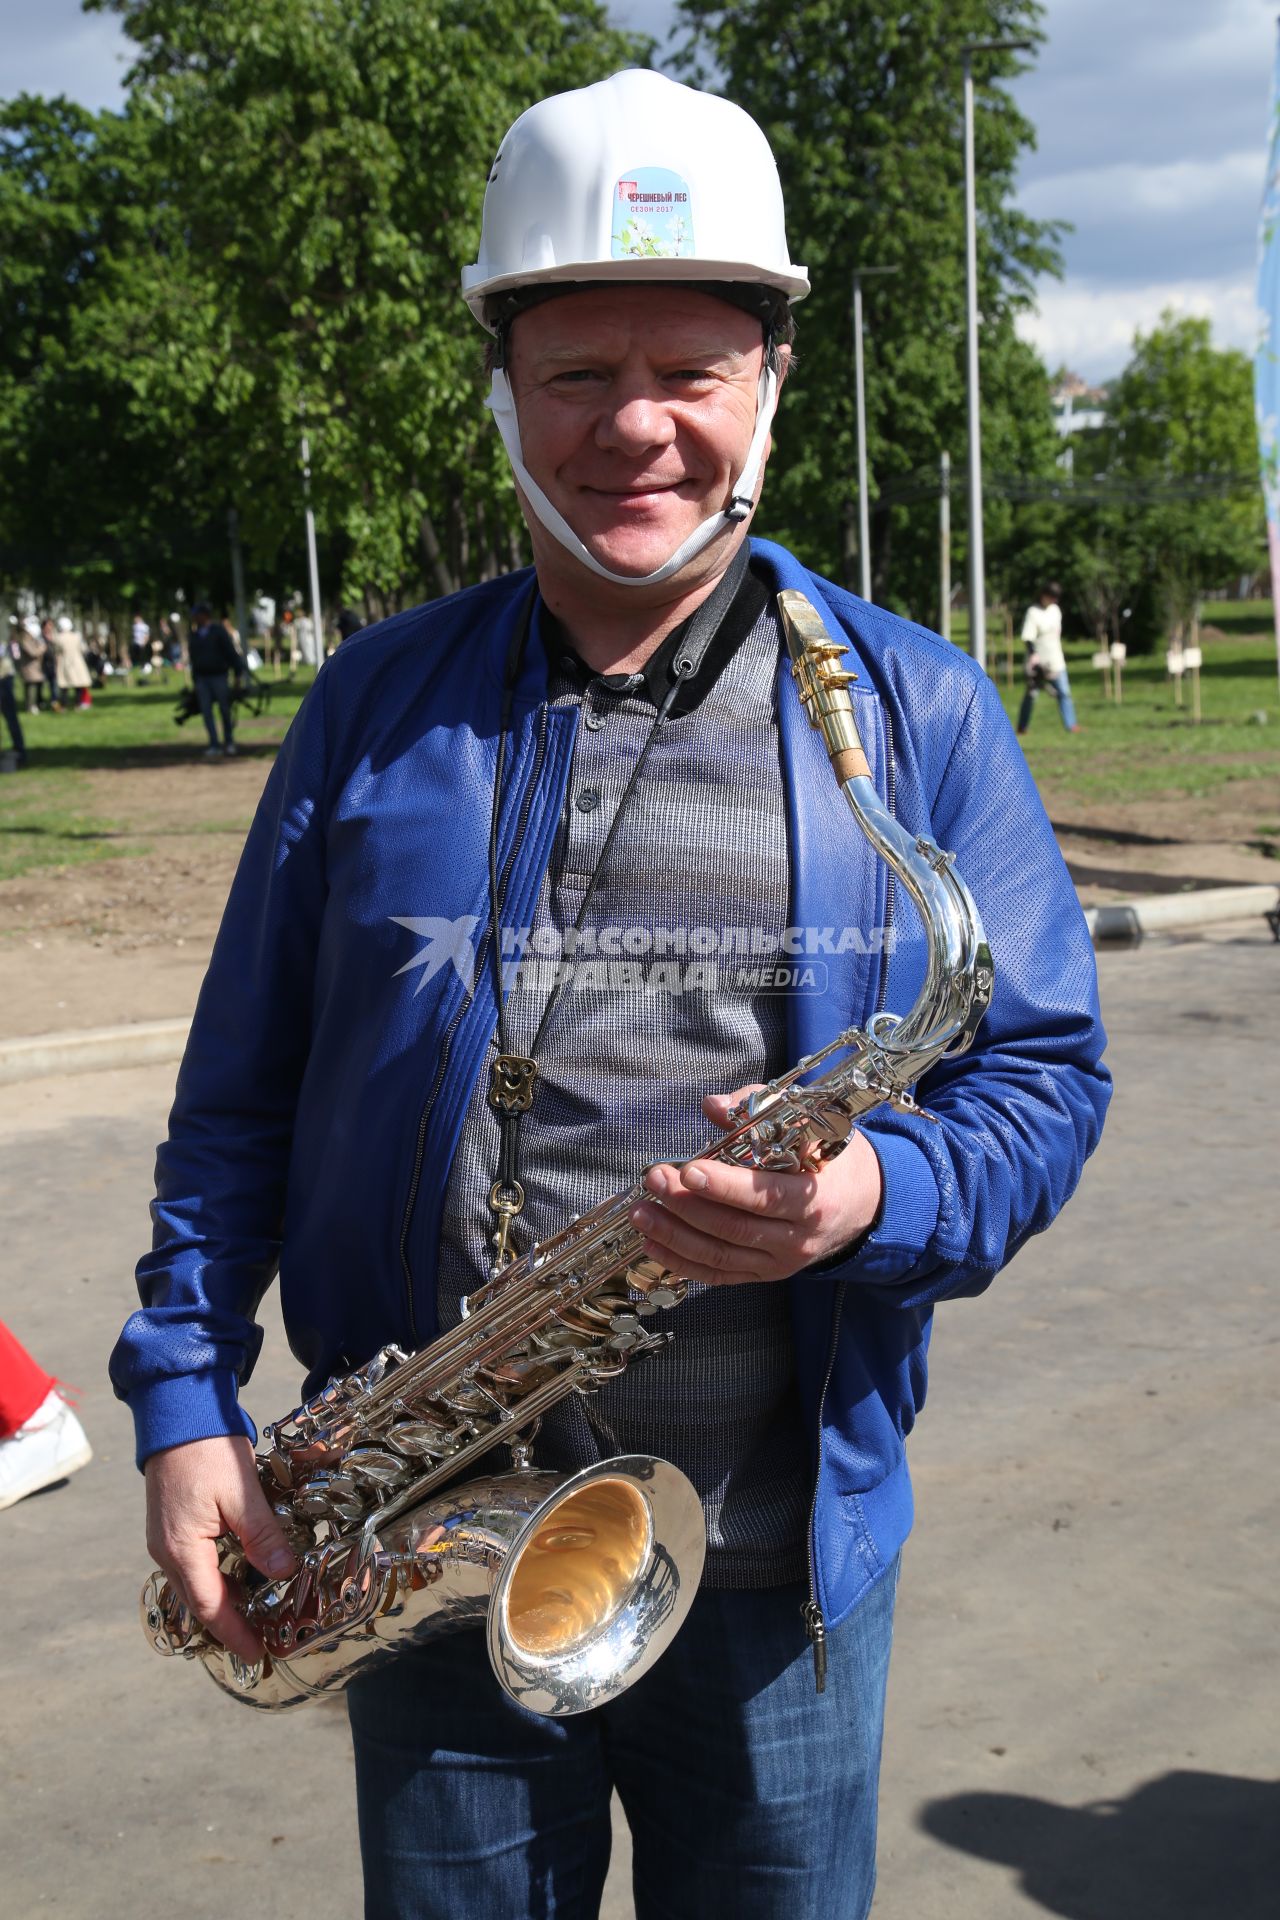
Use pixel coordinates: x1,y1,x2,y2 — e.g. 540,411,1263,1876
0,1321,55,1437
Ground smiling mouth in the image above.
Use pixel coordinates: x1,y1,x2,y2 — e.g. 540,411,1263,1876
584,481,686,500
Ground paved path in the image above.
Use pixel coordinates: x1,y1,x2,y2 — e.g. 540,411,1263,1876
0,928,1275,1918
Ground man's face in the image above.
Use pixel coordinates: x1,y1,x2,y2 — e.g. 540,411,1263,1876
507,286,779,585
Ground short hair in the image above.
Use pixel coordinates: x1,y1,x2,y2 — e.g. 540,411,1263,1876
483,281,797,376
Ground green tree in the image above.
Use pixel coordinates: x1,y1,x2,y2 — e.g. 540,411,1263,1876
672,0,1063,624
0,95,226,617
1097,314,1262,650
87,0,647,611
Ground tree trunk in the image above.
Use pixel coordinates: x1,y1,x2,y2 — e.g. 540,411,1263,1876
446,494,470,589
840,499,858,593
872,502,892,607
419,510,457,600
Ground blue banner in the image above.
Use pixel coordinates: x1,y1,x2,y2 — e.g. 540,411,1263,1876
1255,20,1280,685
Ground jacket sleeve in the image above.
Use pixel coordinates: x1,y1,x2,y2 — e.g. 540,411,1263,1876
829,670,1110,1308
109,673,331,1465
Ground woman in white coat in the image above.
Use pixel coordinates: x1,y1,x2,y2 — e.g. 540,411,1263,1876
52,617,92,708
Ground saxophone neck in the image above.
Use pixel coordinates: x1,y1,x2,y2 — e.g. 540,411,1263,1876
778,590,992,1067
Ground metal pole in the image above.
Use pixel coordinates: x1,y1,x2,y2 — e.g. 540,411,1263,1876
850,264,898,605
853,272,871,602
300,413,324,673
963,49,986,672
939,450,952,641
227,507,248,654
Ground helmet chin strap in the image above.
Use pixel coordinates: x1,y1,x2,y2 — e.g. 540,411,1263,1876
486,363,779,589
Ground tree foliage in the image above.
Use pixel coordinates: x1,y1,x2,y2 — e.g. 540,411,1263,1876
672,0,1063,622
2,6,1261,645
1,0,645,617
1055,315,1262,653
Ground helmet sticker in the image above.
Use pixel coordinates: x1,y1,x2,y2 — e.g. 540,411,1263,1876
611,167,694,260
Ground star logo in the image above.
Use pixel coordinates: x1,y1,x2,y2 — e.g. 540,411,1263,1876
389,915,480,994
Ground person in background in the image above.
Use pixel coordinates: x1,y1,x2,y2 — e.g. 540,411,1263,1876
130,611,152,676
16,616,47,711
1017,582,1079,735
0,1319,92,1511
336,606,364,645
1,628,28,767
293,608,319,668
160,615,184,673
40,616,61,710
53,616,93,709
188,601,241,759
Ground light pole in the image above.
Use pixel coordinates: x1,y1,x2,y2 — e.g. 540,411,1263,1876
852,264,899,603
939,449,951,641
962,38,1031,670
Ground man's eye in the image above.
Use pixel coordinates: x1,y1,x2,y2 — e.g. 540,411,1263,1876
550,368,604,385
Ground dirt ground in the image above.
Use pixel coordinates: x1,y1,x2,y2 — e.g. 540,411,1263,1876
1,749,1277,1041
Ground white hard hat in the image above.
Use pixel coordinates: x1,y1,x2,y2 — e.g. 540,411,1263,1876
22,616,40,636
57,615,73,632
464,70,807,590
463,69,808,324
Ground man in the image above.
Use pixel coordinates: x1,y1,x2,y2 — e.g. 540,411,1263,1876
0,627,28,766
1017,580,1079,734
113,71,1108,1920
187,602,241,759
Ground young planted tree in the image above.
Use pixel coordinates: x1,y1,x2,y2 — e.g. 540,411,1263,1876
1099,314,1262,651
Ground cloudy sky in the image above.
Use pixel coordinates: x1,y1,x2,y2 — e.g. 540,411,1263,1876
4,0,1275,382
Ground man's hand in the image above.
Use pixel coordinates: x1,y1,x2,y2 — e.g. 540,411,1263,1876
144,1434,297,1662
630,1087,884,1287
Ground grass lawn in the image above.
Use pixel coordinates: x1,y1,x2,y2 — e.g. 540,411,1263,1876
2,606,1278,886
0,672,310,882
950,601,1280,822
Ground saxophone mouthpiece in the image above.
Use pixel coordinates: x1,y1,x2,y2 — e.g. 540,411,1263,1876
777,591,872,787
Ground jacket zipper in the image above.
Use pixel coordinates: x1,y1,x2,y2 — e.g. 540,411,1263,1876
803,692,896,1689
802,1276,847,1693
398,701,550,1345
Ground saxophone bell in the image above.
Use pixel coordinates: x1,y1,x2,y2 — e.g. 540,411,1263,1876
150,1456,705,1717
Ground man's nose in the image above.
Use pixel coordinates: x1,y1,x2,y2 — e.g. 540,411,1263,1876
595,380,677,454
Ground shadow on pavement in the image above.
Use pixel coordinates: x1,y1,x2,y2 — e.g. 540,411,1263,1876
918,1771,1279,1918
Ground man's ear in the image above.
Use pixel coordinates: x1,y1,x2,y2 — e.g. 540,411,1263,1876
774,342,793,392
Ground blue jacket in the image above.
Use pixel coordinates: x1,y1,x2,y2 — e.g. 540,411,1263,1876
111,539,1109,1631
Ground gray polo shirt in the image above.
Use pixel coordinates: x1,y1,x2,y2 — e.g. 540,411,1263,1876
436,576,811,1587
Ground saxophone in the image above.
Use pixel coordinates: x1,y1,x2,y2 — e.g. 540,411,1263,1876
140,591,993,1716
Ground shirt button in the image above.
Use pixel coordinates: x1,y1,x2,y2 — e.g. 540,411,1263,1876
584,710,605,731
576,788,601,814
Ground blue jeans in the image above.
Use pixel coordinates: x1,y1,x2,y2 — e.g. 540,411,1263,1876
194,672,233,748
347,1566,899,1920
1017,669,1076,732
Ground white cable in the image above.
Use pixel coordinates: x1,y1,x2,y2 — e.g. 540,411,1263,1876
486,364,778,589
